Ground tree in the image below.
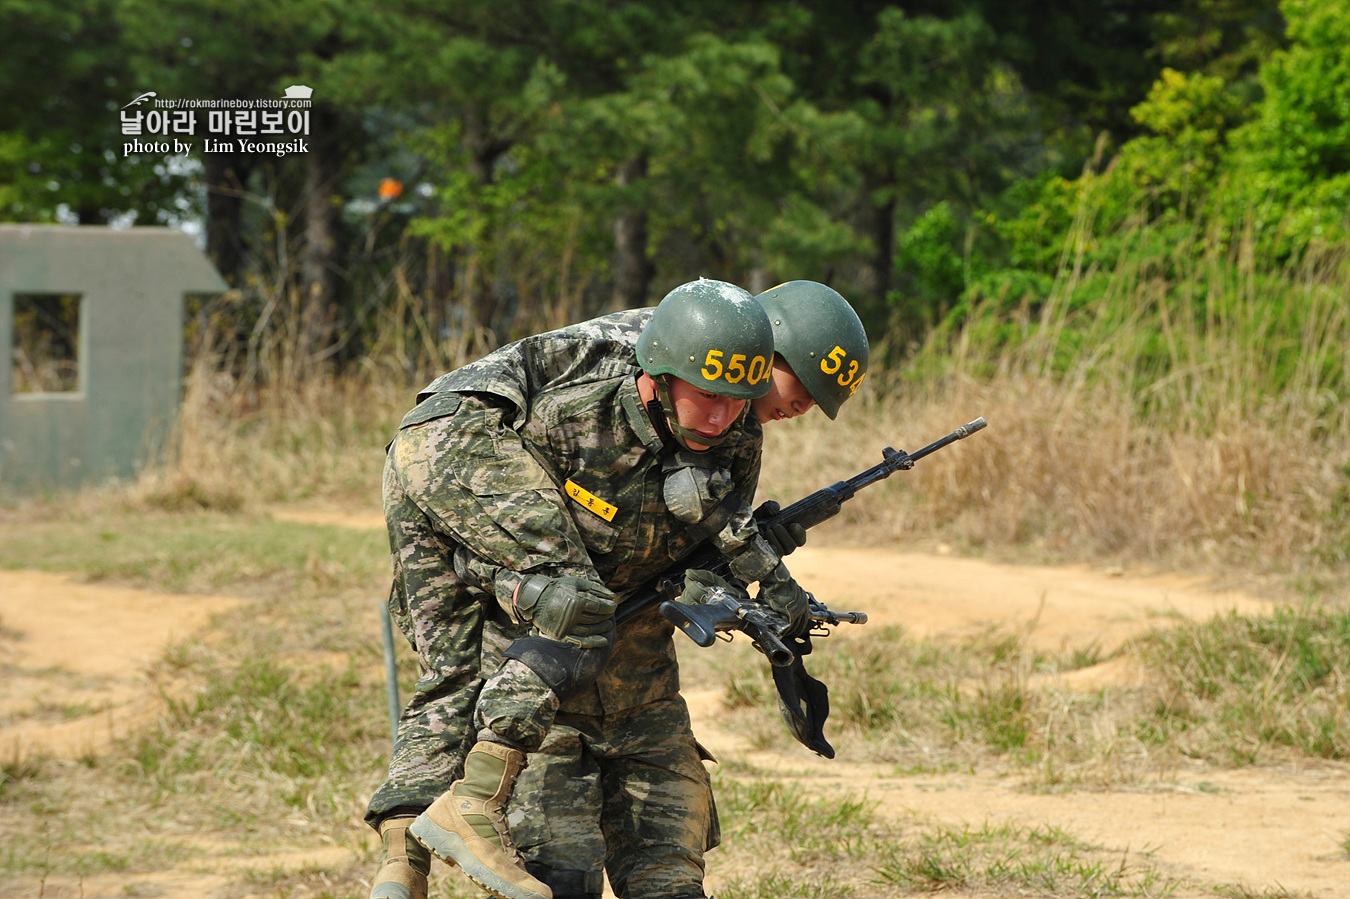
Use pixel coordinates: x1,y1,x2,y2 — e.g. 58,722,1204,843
117,0,366,372
0,0,183,225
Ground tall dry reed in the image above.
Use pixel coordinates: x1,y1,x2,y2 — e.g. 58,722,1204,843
757,213,1350,584
130,206,1350,588
127,352,406,513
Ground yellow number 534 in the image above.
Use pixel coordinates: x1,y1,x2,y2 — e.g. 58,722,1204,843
821,345,865,394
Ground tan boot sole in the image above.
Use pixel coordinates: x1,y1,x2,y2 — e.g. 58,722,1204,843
409,815,550,899
370,880,424,899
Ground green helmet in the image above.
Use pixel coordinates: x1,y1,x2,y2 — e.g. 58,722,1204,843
754,280,869,419
637,279,775,400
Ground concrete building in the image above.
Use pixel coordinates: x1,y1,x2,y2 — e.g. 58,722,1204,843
0,225,226,492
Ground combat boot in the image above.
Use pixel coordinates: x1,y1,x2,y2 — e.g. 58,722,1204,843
369,815,430,899
410,741,553,899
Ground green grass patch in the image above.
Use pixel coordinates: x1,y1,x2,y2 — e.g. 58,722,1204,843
1,826,197,880
715,624,1053,764
718,871,858,899
874,821,1182,897
715,605,1350,776
713,776,1183,898
0,509,387,595
129,651,387,826
1137,605,1350,763
0,754,46,799
1212,884,1311,899
711,776,879,898
715,776,876,862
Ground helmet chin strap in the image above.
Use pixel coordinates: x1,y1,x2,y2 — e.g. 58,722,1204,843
650,375,732,451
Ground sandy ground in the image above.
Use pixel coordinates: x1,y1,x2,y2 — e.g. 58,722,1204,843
2,516,1347,897
687,547,1349,898
0,571,244,761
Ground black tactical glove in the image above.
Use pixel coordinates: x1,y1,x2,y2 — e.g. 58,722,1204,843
513,574,618,649
757,563,811,636
679,568,750,605
754,500,807,558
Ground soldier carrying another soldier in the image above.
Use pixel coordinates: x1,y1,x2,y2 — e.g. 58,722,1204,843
366,278,818,899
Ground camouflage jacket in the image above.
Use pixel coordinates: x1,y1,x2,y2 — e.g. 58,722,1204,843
402,309,764,714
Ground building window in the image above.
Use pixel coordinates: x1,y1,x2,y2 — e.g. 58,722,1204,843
12,293,82,393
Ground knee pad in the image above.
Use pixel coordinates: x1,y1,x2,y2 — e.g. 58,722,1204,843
504,634,613,700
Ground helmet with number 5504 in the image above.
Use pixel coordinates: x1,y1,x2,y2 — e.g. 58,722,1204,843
637,279,775,400
754,280,869,419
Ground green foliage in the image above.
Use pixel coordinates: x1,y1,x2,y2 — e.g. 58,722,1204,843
6,0,1349,386
893,201,968,328
1241,0,1350,184
1118,68,1247,208
0,0,185,224
1151,0,1287,84
1223,0,1350,251
924,165,1350,424
957,0,1350,368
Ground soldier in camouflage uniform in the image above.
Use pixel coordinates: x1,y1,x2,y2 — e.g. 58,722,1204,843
366,279,814,899
508,281,871,899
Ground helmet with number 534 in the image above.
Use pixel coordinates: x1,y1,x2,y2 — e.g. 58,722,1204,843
636,278,775,400
755,280,869,419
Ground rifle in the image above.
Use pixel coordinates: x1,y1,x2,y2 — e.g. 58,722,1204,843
615,416,988,758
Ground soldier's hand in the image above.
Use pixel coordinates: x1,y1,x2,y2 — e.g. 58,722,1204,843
560,616,615,651
755,500,807,558
757,563,811,636
680,569,750,605
514,574,617,645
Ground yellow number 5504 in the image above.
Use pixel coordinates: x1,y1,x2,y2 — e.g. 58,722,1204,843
702,350,772,385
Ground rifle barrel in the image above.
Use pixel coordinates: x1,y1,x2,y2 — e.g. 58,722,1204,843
615,416,987,630
905,416,986,464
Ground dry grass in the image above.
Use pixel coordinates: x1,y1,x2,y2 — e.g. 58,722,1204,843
760,230,1350,589
24,345,1333,602
120,358,405,515
759,368,1349,588
36,214,1342,599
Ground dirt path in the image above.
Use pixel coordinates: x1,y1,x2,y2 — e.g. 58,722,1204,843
0,570,243,761
3,524,1346,897
687,547,1346,898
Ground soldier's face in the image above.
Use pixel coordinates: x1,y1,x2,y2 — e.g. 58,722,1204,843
752,358,815,424
667,377,747,451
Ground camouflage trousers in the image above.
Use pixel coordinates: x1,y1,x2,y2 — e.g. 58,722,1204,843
364,608,555,821
509,695,719,899
365,415,568,827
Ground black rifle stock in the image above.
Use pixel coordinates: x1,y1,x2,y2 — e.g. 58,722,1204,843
664,586,797,666
613,415,988,759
